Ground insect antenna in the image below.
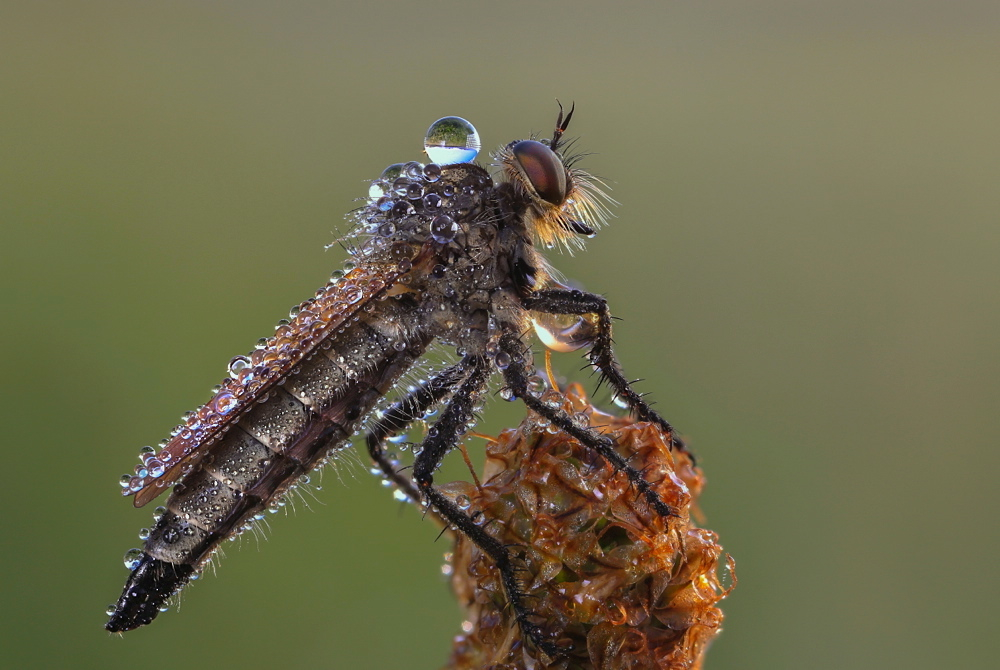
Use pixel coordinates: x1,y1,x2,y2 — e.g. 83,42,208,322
550,100,575,152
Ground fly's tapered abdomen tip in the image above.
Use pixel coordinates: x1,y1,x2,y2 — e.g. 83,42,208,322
105,553,194,633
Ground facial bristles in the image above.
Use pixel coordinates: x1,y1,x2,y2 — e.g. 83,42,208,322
565,167,614,240
495,145,615,252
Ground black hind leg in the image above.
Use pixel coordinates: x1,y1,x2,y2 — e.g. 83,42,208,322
365,361,469,503
410,355,558,655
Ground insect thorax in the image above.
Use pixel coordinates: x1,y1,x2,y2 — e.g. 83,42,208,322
354,161,534,354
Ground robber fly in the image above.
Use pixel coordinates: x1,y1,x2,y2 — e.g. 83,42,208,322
106,106,690,654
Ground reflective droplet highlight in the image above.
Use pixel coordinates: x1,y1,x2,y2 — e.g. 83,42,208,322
379,163,405,183
423,163,442,182
403,161,424,179
123,548,143,571
430,215,459,244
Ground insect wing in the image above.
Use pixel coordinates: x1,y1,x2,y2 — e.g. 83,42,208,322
125,262,410,507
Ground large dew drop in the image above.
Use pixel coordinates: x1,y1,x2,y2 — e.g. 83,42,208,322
424,117,480,165
531,312,598,353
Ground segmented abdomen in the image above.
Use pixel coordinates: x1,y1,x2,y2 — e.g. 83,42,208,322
106,302,429,632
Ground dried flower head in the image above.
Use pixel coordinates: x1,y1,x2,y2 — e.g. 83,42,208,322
441,383,734,670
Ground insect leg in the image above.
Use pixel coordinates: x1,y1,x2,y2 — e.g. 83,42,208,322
523,288,694,463
411,355,557,655
365,361,469,503
498,328,679,519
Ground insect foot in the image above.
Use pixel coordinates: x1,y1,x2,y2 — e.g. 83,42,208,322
441,383,735,669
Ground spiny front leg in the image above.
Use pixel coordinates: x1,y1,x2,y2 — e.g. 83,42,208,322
410,355,558,656
498,328,679,519
523,287,695,463
365,362,470,503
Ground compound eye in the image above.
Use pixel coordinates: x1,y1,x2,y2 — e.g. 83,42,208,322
511,140,567,206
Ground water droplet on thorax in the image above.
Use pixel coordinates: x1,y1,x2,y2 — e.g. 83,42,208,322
423,163,442,182
431,214,459,244
403,161,424,179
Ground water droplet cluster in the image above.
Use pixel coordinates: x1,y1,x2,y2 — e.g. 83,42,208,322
363,159,492,259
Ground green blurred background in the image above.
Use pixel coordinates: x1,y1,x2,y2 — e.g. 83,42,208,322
3,2,998,668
